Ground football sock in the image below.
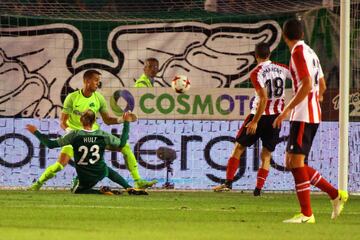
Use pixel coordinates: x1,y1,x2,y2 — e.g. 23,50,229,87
107,167,132,189
306,165,338,199
226,157,240,181
292,167,312,217
256,168,269,190
121,143,141,181
38,162,64,184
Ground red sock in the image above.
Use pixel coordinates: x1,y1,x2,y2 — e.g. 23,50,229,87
292,167,312,216
306,165,338,200
226,157,240,181
256,168,269,189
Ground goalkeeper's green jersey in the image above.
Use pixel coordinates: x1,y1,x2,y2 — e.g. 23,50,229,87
34,122,129,181
62,90,108,130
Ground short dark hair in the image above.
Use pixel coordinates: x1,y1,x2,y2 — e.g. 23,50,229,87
80,109,96,126
283,19,304,41
83,69,101,81
255,42,270,59
145,57,159,65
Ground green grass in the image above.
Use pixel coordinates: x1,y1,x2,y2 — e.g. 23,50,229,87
0,190,359,240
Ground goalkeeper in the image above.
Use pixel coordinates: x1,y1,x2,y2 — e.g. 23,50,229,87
29,69,156,190
26,110,146,195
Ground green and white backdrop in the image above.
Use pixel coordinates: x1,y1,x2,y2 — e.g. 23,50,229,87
0,4,359,191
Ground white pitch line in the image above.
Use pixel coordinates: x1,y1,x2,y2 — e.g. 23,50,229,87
5,204,360,215
5,204,234,212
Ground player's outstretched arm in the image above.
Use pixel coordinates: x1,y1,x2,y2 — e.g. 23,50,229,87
101,110,138,125
25,124,61,149
105,121,130,149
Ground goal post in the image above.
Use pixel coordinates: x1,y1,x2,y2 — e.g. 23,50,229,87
339,0,350,191
0,0,358,192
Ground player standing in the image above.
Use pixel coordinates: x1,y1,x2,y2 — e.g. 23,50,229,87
273,19,348,223
213,42,290,195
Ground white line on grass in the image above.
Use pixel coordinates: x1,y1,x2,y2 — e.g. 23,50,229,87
5,204,360,215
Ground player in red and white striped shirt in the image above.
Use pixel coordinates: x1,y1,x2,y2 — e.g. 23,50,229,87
273,19,348,224
213,42,290,195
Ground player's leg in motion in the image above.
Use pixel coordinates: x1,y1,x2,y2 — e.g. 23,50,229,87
254,114,281,196
254,147,271,196
283,153,315,223
28,145,72,190
213,142,246,192
107,167,148,195
107,167,132,189
120,143,157,189
305,165,348,219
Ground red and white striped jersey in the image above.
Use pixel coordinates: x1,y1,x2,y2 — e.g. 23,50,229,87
289,41,324,123
250,60,290,115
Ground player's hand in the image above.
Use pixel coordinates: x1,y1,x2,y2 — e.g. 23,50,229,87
25,124,38,134
245,120,257,135
273,108,290,128
123,111,138,122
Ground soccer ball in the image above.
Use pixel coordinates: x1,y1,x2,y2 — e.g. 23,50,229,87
171,75,190,93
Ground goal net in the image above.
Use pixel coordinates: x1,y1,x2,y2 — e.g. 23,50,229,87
0,0,358,192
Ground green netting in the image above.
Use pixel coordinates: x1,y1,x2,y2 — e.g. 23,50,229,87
0,0,341,21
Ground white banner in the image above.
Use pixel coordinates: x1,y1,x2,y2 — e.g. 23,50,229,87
104,87,294,120
1,118,359,192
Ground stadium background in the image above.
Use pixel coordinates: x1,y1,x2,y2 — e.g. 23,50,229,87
0,0,359,192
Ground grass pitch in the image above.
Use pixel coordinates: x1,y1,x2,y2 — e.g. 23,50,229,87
0,190,359,240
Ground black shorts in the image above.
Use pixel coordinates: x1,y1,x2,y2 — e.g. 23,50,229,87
235,114,280,152
286,121,319,156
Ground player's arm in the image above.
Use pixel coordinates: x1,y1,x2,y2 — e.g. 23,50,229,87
246,87,267,135
246,69,268,134
101,110,138,125
273,50,313,128
105,111,134,148
105,121,130,149
61,94,73,130
317,61,326,103
319,77,326,103
26,124,61,149
284,49,313,110
100,111,122,125
286,76,312,109
60,112,69,130
96,92,126,125
273,76,312,129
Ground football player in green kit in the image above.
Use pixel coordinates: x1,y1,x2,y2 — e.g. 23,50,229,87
29,69,156,190
26,109,146,195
